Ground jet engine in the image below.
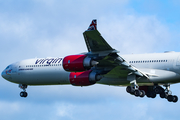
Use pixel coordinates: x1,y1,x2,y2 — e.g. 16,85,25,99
69,70,102,86
63,55,98,72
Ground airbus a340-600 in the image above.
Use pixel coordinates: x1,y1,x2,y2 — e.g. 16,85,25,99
2,20,180,103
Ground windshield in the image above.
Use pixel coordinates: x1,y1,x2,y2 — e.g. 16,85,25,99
6,66,10,69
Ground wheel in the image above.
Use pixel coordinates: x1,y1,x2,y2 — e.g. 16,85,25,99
167,95,173,102
140,90,145,98
147,91,156,98
154,86,164,94
160,92,166,98
20,91,28,97
134,90,140,97
20,92,24,97
172,95,178,103
151,92,156,98
146,91,151,98
23,92,28,97
126,86,134,93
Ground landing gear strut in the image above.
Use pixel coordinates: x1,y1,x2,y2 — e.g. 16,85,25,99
19,84,28,98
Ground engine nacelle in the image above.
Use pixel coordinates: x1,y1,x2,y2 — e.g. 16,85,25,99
63,55,98,72
69,70,102,86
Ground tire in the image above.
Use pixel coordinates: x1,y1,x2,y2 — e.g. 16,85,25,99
160,92,166,98
146,91,151,98
134,90,140,97
151,92,156,98
167,95,173,102
24,92,28,97
20,92,24,97
140,90,145,98
173,95,178,103
20,91,28,97
154,86,163,94
154,87,160,94
126,86,133,93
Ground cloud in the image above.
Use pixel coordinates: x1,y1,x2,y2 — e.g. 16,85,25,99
0,101,20,120
0,0,171,59
30,14,171,58
99,15,170,54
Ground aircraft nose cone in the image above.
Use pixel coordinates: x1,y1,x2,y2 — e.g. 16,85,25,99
1,70,10,80
1,70,6,79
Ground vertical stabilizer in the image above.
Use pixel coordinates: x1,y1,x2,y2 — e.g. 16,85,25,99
87,19,97,31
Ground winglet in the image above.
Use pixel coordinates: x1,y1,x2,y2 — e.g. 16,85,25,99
87,19,97,31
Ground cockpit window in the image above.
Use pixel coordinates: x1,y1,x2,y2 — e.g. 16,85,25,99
6,66,10,69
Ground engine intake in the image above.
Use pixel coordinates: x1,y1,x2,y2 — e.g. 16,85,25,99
69,70,102,86
63,55,98,72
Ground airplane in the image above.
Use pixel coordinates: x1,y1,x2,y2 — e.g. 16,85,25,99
1,19,180,103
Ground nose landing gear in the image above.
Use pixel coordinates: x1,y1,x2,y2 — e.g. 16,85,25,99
19,84,28,98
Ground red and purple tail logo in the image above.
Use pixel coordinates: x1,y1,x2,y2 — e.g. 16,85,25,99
87,19,97,31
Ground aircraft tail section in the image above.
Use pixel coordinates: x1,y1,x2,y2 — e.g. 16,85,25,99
87,19,97,31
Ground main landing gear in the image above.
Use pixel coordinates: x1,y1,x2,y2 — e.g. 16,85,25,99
126,84,145,97
126,84,178,103
126,74,146,98
19,84,28,98
155,84,178,103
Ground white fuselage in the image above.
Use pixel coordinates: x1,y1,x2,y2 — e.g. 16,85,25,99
2,52,180,86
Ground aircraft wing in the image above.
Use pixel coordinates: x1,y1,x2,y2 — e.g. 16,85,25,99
83,29,113,52
83,20,149,80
